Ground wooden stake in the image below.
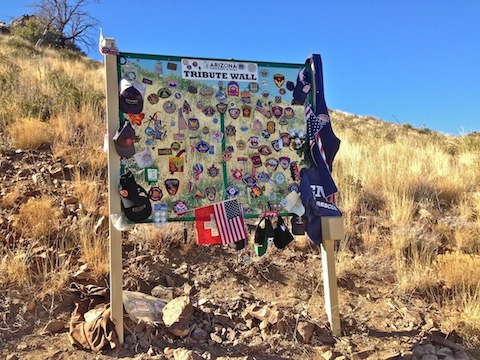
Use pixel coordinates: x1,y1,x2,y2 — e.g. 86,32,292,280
105,50,124,344
321,216,344,337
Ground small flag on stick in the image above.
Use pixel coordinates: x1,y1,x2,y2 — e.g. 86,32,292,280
195,199,247,245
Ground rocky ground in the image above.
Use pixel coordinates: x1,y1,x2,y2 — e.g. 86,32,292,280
0,146,477,360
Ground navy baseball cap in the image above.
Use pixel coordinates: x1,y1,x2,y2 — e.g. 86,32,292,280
119,78,145,114
113,121,136,158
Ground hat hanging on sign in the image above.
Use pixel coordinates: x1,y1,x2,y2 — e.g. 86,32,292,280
118,171,152,222
119,78,145,114
113,121,136,158
273,216,294,249
291,214,306,235
254,217,274,256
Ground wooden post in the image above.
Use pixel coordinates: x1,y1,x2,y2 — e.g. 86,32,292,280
104,49,124,344
321,216,344,337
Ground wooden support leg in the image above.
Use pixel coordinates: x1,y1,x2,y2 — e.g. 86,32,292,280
321,238,341,337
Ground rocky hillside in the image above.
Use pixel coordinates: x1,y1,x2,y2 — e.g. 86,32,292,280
1,33,480,359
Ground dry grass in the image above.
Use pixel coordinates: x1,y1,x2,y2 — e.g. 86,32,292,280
6,117,55,149
0,250,31,286
16,197,61,239
332,111,480,344
1,33,480,349
72,171,108,216
77,224,110,279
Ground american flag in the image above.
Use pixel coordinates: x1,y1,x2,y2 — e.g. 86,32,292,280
306,103,329,166
195,199,247,245
305,103,338,204
214,199,247,245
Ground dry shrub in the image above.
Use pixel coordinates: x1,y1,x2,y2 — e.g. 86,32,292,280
0,250,31,286
388,190,417,225
78,233,109,279
51,104,107,171
74,214,110,279
0,241,72,297
0,186,21,208
16,197,60,239
434,252,480,295
393,226,439,293
73,173,108,216
454,224,480,254
33,247,73,298
6,118,54,149
432,253,480,347
129,222,188,253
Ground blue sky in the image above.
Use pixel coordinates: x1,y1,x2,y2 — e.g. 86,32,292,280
1,1,479,135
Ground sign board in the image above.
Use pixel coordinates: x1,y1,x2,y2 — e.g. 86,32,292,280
105,50,344,342
115,53,309,220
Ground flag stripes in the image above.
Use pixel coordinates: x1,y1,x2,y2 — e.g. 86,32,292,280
306,103,329,166
213,199,246,245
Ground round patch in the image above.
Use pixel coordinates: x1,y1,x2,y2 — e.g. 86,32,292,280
225,124,236,136
173,200,188,215
163,101,176,114
274,173,286,184
188,118,200,131
147,93,159,105
148,186,163,201
258,145,272,156
211,130,223,142
257,172,270,183
236,140,246,150
222,150,232,162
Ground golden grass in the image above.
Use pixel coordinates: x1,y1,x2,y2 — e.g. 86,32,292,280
0,250,31,286
78,231,110,279
6,118,55,149
332,111,480,346
16,197,61,239
72,171,108,216
435,253,480,293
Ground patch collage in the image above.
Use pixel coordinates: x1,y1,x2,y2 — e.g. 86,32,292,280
115,53,308,221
